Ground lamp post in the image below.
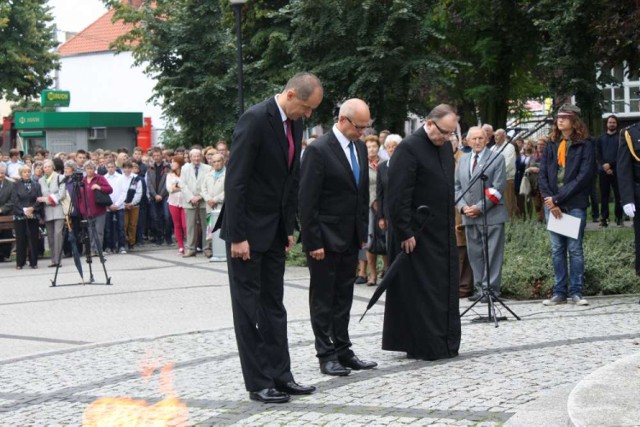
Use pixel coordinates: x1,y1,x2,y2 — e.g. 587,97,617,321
230,0,247,115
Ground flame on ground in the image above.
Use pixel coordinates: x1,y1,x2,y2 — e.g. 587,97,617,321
82,362,189,427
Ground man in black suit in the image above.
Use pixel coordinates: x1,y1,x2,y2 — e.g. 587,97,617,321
299,98,378,376
219,72,323,403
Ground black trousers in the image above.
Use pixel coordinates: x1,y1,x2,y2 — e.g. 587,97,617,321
307,247,357,363
15,218,39,267
226,237,293,392
599,171,623,221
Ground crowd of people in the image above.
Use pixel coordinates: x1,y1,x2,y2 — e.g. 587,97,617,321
0,143,227,269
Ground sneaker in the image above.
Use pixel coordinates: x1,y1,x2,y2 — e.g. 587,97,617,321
543,294,567,306
570,294,589,306
178,248,184,255
119,248,127,254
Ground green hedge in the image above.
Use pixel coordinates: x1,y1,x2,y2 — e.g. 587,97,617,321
502,220,639,299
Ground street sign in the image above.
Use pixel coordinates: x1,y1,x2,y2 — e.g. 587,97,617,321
41,90,70,107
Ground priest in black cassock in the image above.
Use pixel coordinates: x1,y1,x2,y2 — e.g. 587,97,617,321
382,104,461,361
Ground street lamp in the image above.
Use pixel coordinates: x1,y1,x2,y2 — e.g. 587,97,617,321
230,0,247,115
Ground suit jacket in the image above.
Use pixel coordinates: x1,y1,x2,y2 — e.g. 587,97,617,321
179,162,212,209
454,149,508,226
218,96,301,252
0,179,14,216
299,129,369,253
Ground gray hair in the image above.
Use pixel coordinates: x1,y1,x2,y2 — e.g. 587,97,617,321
64,160,77,170
467,126,488,139
284,72,323,101
384,134,402,148
83,161,96,170
43,159,54,169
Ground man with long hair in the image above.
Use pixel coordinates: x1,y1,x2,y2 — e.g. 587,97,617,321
539,104,595,306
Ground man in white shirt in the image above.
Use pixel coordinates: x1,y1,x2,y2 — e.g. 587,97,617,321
104,161,127,254
491,129,517,218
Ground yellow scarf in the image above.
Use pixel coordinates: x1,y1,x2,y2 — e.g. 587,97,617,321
557,139,566,167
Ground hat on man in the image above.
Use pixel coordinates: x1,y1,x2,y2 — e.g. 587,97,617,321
557,103,581,118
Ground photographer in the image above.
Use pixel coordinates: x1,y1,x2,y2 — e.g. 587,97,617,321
76,161,112,255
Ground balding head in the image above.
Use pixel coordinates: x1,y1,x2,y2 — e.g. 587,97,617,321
336,98,371,141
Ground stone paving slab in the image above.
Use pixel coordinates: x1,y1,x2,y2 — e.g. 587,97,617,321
0,293,639,425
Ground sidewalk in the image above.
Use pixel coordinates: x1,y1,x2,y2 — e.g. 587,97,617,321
0,247,638,425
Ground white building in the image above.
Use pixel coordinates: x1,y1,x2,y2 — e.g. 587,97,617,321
56,5,165,145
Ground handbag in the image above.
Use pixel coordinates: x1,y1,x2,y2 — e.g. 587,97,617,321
94,189,112,206
519,175,531,196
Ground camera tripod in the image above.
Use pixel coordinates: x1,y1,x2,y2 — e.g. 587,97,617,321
51,176,112,287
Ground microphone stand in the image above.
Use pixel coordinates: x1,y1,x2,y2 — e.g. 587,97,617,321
456,135,521,326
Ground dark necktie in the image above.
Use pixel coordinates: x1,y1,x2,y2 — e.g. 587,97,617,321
472,154,479,173
194,165,199,178
285,119,294,169
348,142,360,188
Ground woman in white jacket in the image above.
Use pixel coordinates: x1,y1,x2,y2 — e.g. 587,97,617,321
37,159,67,267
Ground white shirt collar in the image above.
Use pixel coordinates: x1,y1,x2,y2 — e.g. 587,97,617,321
274,95,287,123
332,124,351,149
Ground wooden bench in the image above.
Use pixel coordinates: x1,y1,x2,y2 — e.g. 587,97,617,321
0,215,16,245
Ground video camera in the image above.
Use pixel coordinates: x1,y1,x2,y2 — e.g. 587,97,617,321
71,169,84,184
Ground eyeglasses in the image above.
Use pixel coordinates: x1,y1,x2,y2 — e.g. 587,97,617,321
432,120,457,137
345,116,369,131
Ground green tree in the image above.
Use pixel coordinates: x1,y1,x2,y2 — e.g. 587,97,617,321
531,0,640,129
106,0,238,146
288,0,457,132
0,0,59,101
430,0,545,129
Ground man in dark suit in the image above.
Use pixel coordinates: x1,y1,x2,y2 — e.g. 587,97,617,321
219,72,323,403
299,99,378,377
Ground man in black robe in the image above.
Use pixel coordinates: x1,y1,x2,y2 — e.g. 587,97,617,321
383,104,461,360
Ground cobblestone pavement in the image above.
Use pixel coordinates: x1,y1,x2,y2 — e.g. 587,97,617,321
0,248,639,425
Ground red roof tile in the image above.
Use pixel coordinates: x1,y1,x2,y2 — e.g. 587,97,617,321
58,9,133,57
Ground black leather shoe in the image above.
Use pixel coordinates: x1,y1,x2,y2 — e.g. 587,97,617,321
320,360,350,376
339,355,378,370
275,381,316,395
249,388,290,403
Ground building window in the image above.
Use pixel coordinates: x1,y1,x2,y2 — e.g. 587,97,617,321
600,63,640,117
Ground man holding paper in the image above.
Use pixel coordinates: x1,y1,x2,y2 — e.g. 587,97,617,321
539,104,595,306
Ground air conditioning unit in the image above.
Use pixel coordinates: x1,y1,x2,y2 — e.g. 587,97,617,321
89,127,107,140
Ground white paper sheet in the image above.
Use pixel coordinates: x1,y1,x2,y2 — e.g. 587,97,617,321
547,212,582,239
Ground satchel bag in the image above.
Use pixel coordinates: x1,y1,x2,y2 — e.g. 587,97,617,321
94,189,112,206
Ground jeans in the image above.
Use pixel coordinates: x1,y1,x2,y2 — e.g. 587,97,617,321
104,209,125,251
545,207,587,297
149,198,173,244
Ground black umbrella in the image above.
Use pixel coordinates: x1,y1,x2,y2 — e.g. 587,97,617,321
359,205,432,322
65,215,84,283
